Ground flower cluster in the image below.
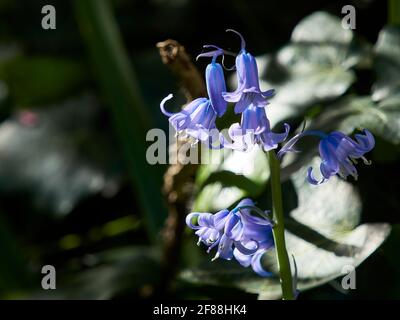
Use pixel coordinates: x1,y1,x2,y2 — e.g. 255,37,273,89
186,199,274,276
160,30,376,185
278,129,375,185
162,30,377,281
160,48,227,147
160,30,289,151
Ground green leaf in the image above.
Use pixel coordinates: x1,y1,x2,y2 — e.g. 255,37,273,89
253,11,370,126
193,146,269,212
341,95,400,144
309,95,400,145
372,26,400,101
182,157,390,299
291,11,353,44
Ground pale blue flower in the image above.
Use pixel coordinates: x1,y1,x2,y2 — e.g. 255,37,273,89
186,198,274,276
278,129,375,184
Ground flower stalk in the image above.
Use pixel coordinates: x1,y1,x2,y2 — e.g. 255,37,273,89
268,150,294,300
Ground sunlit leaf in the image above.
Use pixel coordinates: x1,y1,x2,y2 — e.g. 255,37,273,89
193,146,269,212
291,11,353,44
252,12,370,126
308,95,400,145
372,26,400,101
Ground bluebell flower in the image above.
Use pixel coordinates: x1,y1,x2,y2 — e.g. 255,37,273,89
186,198,274,276
160,48,227,145
278,129,375,184
222,30,275,114
161,94,218,142
224,104,290,151
217,30,289,151
198,46,228,117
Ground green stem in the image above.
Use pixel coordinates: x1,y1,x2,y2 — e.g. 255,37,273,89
267,150,294,300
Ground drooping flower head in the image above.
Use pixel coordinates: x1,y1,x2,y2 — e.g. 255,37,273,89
197,45,228,117
160,48,227,145
186,198,274,276
225,104,290,152
222,29,275,113
218,30,290,152
278,129,375,184
161,94,218,143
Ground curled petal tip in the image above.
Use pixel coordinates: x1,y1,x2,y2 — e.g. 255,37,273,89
226,29,246,50
361,156,372,165
160,94,174,116
222,54,236,71
203,44,221,50
211,252,220,261
307,167,325,185
196,46,224,62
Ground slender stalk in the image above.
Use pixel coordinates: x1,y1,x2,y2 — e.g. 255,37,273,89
267,150,294,300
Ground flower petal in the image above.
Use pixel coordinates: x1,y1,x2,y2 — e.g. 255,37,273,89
216,234,234,260
213,209,230,230
234,240,259,255
206,63,227,117
233,248,252,267
307,167,325,185
260,123,290,151
234,94,252,114
251,250,272,277
197,212,214,228
185,212,201,230
319,139,339,174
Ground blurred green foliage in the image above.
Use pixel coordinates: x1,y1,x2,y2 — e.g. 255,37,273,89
0,56,88,106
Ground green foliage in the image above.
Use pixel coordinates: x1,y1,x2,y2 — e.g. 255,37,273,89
0,56,88,106
372,27,400,101
194,147,269,212
257,11,370,126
